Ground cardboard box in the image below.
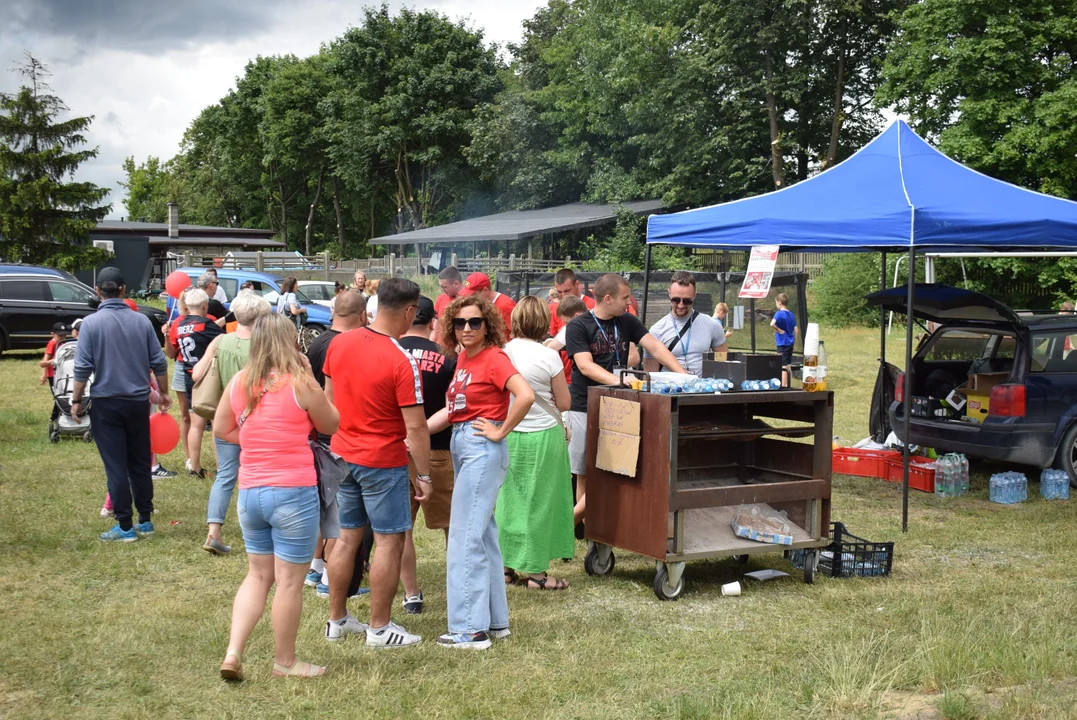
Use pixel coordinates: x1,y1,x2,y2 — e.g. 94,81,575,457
965,391,990,423
969,373,1008,393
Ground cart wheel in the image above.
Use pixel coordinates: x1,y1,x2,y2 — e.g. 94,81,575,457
653,565,685,601
584,544,615,576
733,554,749,564
49,430,60,444
803,550,816,585
82,430,94,443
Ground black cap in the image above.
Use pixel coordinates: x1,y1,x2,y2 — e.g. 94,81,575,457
52,322,70,333
413,296,435,325
96,266,125,288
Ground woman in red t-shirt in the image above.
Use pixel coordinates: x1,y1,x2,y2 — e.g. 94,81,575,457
429,296,534,650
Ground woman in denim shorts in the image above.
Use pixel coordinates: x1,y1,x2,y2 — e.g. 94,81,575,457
429,296,534,650
213,314,339,681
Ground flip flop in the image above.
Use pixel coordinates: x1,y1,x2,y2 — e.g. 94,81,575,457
220,652,244,682
272,660,326,679
525,573,569,591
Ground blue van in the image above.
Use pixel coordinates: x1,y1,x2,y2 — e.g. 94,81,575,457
174,268,331,350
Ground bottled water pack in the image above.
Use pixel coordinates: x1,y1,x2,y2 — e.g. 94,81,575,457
934,453,970,498
739,378,782,391
1040,469,1070,500
989,471,1028,504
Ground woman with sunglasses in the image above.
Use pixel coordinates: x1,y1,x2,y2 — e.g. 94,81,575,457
647,271,728,376
429,296,535,649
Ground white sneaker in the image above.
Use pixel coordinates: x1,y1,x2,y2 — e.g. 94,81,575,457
365,621,421,648
324,614,369,642
99,506,113,518
489,628,511,640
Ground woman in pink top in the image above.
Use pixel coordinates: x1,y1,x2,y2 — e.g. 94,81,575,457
213,314,339,681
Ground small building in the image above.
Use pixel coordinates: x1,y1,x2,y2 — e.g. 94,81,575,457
84,202,283,292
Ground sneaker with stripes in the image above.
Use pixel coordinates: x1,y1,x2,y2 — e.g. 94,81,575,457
325,614,368,642
365,621,421,648
436,631,492,650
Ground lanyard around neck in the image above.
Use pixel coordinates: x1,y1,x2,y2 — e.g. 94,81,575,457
591,311,621,365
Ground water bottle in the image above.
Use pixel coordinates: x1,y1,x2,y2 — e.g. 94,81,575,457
935,455,949,497
957,454,970,496
1016,473,1028,502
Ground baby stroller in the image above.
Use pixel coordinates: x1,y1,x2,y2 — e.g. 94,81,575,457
49,339,93,443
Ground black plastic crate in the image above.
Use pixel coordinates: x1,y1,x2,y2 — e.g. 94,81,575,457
790,522,894,578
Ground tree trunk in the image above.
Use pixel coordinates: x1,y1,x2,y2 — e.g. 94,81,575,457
279,181,288,248
826,47,848,169
764,51,785,189
304,167,325,256
332,176,345,257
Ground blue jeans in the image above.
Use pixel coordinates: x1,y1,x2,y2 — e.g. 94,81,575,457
206,437,241,526
337,463,412,534
238,485,320,564
447,422,510,634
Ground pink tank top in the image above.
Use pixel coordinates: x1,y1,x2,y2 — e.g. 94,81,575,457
232,372,316,489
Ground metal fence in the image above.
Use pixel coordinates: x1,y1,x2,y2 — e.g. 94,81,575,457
694,250,825,279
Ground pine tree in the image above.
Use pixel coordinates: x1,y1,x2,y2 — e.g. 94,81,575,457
0,53,111,269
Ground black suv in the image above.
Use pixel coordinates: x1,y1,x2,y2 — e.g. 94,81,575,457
0,264,166,353
872,284,1077,484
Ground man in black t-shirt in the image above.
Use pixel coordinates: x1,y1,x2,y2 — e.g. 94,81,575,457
564,273,686,528
397,295,455,615
306,291,367,391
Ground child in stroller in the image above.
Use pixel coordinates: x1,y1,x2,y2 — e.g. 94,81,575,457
48,328,93,443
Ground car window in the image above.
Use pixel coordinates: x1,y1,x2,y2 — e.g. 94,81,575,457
923,331,995,362
218,278,237,301
0,280,47,301
301,284,330,301
1030,330,1077,373
294,288,313,304
48,281,96,303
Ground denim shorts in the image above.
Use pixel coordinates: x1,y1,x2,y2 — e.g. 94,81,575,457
238,485,320,564
337,464,411,534
170,361,186,392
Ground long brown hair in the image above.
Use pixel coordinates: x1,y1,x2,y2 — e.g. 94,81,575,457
242,313,310,414
510,295,550,342
439,296,505,358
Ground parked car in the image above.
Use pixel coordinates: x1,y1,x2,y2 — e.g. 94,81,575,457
0,264,167,354
296,280,337,308
871,284,1077,485
172,267,331,350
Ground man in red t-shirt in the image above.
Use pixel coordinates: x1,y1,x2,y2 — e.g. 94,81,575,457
460,272,516,334
433,266,463,323
322,278,432,648
548,268,596,336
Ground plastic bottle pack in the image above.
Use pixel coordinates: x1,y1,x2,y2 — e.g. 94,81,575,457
935,453,970,498
739,378,782,391
989,471,1028,504
1040,469,1071,500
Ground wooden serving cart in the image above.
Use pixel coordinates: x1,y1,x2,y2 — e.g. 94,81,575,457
583,380,833,600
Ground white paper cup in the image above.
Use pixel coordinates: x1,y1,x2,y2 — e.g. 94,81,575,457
721,581,741,596
804,323,820,357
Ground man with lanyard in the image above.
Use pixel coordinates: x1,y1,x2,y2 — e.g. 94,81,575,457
459,272,516,333
564,273,686,532
647,271,728,376
548,268,596,336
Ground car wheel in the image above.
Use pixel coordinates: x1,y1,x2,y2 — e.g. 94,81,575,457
1054,422,1077,488
298,324,324,353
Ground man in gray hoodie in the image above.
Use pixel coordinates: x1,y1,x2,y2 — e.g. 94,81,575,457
72,267,171,542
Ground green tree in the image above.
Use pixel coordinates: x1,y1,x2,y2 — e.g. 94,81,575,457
0,55,110,269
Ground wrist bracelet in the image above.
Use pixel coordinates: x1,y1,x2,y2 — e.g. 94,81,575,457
417,475,431,482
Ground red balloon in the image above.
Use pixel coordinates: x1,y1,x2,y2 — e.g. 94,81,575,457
165,271,191,298
149,411,180,455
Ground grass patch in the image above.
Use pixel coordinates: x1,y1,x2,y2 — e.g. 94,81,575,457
1,328,1077,718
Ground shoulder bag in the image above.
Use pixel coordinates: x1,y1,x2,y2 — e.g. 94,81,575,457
191,354,223,420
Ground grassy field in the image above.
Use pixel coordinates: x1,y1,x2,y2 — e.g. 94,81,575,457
2,327,1077,719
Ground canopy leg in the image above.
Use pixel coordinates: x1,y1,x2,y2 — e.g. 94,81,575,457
902,248,916,533
750,298,757,353
640,245,653,364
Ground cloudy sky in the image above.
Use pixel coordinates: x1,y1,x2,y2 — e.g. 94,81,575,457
1,0,547,219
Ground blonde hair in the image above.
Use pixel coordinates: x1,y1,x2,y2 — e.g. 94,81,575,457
242,314,310,414
715,302,729,316
176,287,190,316
511,295,551,342
231,290,272,326
367,279,381,295
185,288,209,312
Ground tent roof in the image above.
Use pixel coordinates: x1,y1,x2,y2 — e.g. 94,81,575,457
647,120,1077,252
370,200,664,246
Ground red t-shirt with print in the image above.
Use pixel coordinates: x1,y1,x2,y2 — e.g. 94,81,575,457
446,346,518,423
323,327,424,468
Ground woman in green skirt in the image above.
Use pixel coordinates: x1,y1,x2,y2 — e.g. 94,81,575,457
499,296,575,590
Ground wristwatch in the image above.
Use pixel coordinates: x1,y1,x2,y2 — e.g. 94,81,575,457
416,474,432,483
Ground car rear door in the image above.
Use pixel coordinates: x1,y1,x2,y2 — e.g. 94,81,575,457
46,280,97,328
0,279,53,345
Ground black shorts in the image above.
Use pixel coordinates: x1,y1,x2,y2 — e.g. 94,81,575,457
778,345,794,365
184,371,194,407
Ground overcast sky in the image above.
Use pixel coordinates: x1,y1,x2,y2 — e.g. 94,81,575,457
0,0,547,220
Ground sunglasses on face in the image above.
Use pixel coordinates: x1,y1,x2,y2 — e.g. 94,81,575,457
670,297,694,306
453,317,486,330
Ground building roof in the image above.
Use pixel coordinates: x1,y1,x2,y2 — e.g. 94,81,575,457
146,236,285,248
369,200,665,246
95,220,275,237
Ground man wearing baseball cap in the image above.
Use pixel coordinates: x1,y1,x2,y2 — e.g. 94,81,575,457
72,267,171,542
460,272,516,333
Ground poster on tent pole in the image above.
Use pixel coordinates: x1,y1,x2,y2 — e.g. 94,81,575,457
738,245,780,299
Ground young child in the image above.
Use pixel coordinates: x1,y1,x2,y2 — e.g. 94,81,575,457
40,322,70,425
545,295,589,382
770,293,798,387
713,302,734,339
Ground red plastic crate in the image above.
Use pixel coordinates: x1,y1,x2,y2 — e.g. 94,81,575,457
832,447,900,479
884,454,936,493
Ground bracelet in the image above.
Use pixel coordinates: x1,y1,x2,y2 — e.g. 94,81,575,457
416,475,432,483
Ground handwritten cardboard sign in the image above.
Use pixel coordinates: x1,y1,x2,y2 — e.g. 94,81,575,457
596,396,641,476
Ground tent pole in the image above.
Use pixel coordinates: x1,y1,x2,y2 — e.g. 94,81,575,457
641,245,653,332
880,252,887,363
902,247,916,533
750,298,757,353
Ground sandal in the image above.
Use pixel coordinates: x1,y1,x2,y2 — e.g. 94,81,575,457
272,660,326,679
525,573,569,591
220,651,244,682
504,568,519,585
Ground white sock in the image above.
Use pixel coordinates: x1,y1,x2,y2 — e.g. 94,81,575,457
321,569,329,585
311,558,325,574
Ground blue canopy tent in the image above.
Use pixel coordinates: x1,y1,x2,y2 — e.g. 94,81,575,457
644,119,1077,530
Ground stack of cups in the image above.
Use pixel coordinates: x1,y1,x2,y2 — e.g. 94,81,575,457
803,323,820,358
